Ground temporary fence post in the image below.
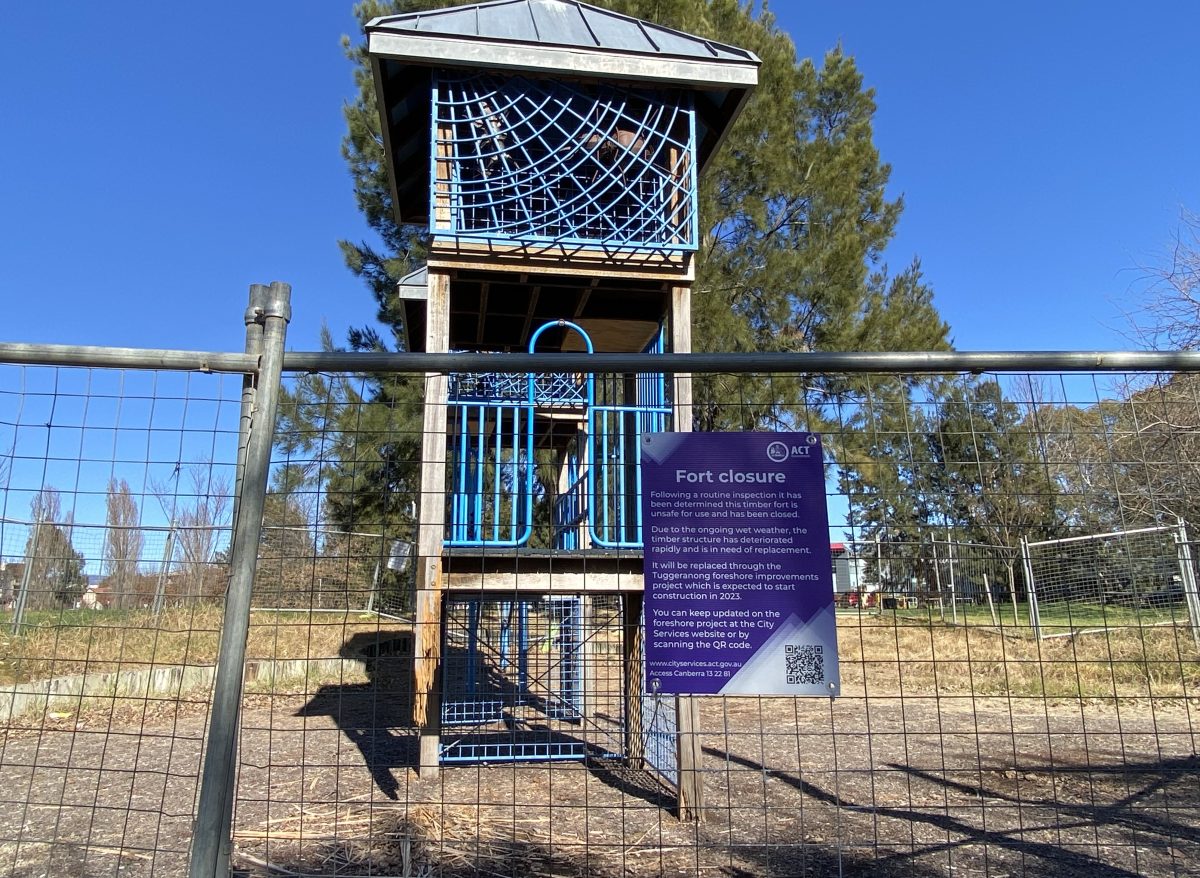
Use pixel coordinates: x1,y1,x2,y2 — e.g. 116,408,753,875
1008,564,1020,627
1021,537,1041,639
367,561,380,614
931,539,945,622
232,285,268,536
947,540,959,625
983,573,999,627
188,282,291,878
151,527,176,617
1173,520,1200,649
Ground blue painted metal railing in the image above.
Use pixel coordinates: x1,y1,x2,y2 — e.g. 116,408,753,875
588,331,669,548
445,396,532,547
553,453,588,551
447,321,668,549
432,72,698,252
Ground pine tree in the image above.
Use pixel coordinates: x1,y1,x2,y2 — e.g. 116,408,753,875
338,1,948,362
315,0,953,538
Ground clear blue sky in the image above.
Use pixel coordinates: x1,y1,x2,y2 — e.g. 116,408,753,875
2,2,1198,354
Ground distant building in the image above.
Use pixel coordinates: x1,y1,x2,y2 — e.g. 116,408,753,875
830,543,863,594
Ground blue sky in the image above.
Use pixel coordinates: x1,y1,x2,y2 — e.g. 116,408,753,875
2,2,1198,357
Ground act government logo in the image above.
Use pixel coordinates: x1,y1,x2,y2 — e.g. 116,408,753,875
766,441,790,463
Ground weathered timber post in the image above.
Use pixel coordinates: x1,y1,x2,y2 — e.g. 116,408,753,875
414,270,450,777
669,283,704,821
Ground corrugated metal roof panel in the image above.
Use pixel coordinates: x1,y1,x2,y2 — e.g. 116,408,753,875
529,1,598,49
475,3,540,42
368,0,756,64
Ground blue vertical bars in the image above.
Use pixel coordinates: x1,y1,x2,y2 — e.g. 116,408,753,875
445,393,532,548
588,329,669,547
446,322,668,548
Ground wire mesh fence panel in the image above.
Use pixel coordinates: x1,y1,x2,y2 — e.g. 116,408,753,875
1024,525,1197,638
5,357,1200,876
251,526,393,612
216,364,1200,878
0,362,245,877
437,595,626,763
855,538,1020,626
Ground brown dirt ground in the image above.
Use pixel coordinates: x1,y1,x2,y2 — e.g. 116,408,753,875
1,684,1198,878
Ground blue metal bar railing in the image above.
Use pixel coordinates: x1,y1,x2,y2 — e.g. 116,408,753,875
440,596,592,763
553,458,588,550
445,399,532,547
588,403,670,547
447,321,668,548
588,330,669,548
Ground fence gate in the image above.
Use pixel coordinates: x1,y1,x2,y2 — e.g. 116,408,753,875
9,337,1200,877
1023,523,1200,642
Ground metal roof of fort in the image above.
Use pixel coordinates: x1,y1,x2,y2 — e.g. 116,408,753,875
366,0,760,86
367,0,759,224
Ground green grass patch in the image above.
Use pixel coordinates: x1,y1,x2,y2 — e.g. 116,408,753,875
869,599,1190,633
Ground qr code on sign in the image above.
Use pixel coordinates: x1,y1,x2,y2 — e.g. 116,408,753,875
785,644,824,685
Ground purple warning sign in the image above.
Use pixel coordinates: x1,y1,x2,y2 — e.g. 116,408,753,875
640,432,840,696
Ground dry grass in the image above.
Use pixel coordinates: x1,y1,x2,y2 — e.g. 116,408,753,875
0,605,411,687
838,613,1200,699
234,803,590,878
2,604,1197,704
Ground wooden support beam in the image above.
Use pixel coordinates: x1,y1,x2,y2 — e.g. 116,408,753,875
476,277,489,347
520,284,541,344
675,695,704,822
574,276,599,321
670,284,693,430
428,245,694,283
433,126,452,231
669,281,704,821
580,595,595,725
414,269,451,778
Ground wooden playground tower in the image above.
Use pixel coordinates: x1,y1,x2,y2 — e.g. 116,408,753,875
366,0,758,805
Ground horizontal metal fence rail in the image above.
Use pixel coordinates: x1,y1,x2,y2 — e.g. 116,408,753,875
9,342,1200,373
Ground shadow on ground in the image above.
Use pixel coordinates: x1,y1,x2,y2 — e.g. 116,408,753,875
704,745,1198,878
295,630,418,799
297,630,661,807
